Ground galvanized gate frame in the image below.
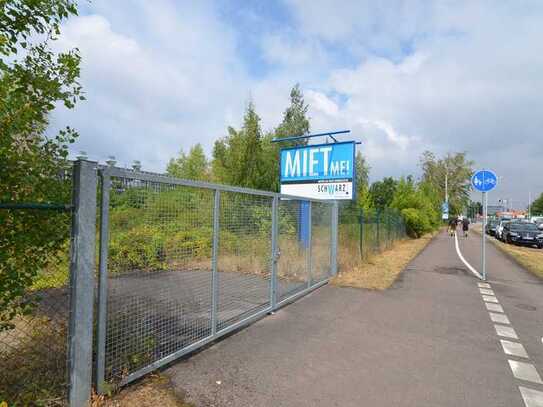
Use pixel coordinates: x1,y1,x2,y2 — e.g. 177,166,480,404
70,164,338,400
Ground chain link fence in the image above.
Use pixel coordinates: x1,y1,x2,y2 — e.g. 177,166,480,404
337,204,407,273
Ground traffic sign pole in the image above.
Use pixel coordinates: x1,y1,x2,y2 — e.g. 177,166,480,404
482,191,487,281
472,169,497,281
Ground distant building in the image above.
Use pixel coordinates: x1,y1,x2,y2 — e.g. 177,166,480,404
487,205,505,216
496,210,527,219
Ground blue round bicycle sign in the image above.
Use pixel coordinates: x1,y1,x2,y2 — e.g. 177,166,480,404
471,170,498,192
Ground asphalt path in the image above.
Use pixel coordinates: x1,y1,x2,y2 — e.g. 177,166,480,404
458,230,543,405
166,230,542,406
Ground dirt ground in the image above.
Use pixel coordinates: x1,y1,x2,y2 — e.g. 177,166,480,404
331,234,435,289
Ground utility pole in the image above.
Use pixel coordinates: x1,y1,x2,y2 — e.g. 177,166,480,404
445,171,449,206
529,191,532,218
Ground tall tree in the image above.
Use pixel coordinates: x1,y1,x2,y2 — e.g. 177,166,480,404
531,192,543,215
354,151,372,208
0,0,83,330
420,151,474,216
260,84,311,191
211,101,263,189
369,177,398,209
167,143,209,181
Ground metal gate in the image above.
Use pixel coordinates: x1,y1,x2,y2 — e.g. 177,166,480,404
94,166,338,392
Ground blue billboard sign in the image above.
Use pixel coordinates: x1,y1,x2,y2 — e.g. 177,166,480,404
280,141,355,200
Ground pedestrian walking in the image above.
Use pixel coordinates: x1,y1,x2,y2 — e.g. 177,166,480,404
462,217,470,237
448,217,457,236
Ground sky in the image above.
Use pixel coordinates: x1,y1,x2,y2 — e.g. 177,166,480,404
50,0,543,208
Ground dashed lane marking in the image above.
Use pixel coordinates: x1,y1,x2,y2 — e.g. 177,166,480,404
486,303,504,313
508,360,543,384
501,340,529,358
489,312,510,324
480,288,495,295
495,324,519,339
483,295,499,303
519,386,543,407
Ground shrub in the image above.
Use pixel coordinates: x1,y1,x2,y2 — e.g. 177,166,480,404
109,226,166,273
401,208,432,238
163,227,213,262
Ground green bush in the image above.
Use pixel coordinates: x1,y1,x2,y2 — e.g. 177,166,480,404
109,225,166,273
163,227,213,261
401,208,432,238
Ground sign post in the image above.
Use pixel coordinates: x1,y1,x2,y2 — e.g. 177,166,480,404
471,169,498,281
441,201,449,220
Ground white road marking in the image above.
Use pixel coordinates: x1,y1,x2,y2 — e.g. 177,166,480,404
480,288,495,295
454,233,483,279
501,340,529,358
489,312,510,324
486,303,504,313
478,282,491,288
495,324,519,339
483,295,499,303
519,386,543,407
509,360,543,384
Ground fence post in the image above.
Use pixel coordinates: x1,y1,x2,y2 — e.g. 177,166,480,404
330,201,338,277
211,190,220,336
95,171,111,394
307,201,313,287
270,196,279,309
376,209,380,252
68,160,97,407
359,208,364,260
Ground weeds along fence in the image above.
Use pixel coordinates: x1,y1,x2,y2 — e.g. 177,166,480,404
337,204,407,273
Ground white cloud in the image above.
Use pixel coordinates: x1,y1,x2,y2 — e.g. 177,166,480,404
51,1,250,171
46,0,543,206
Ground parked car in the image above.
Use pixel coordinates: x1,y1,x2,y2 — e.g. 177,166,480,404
495,220,511,241
502,222,543,248
485,220,500,236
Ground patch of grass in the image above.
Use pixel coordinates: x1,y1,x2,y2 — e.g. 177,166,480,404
92,374,193,407
473,226,543,279
331,234,435,290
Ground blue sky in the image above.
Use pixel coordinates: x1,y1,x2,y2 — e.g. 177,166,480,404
51,0,543,208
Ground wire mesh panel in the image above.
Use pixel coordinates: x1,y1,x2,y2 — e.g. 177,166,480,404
337,204,407,275
217,191,273,331
311,202,332,283
103,176,214,384
96,168,337,391
276,199,310,302
0,170,73,405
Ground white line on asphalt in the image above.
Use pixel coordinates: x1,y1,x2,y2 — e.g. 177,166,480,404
501,340,529,358
489,312,510,324
519,386,543,407
483,295,499,303
480,288,495,295
478,282,491,288
495,324,519,339
486,302,504,313
509,360,543,384
454,233,483,279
